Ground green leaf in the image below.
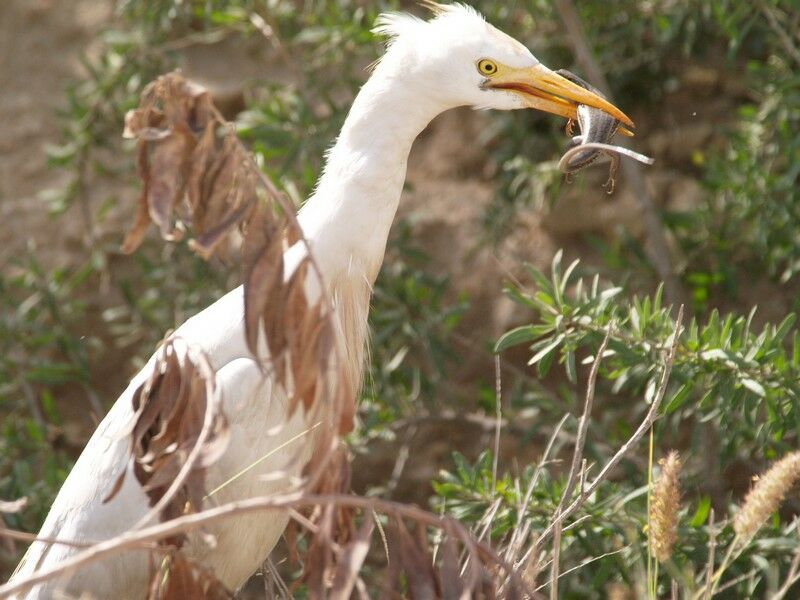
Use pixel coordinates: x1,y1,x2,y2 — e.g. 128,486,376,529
494,326,537,353
528,334,564,366
741,377,766,397
565,348,577,384
774,313,796,343
690,496,711,527
24,363,81,385
665,381,693,414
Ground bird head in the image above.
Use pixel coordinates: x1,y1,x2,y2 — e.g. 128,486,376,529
373,2,633,128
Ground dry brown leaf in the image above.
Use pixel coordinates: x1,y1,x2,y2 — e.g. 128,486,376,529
148,552,233,600
122,73,249,254
329,512,374,600
244,225,285,361
439,534,462,600
391,519,439,600
145,131,192,240
111,338,228,544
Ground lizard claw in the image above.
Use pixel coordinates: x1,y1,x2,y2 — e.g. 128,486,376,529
603,154,619,195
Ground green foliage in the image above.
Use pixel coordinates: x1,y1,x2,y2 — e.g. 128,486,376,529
359,227,468,438
0,255,92,528
434,449,800,598
497,251,800,456
677,54,800,289
3,0,800,595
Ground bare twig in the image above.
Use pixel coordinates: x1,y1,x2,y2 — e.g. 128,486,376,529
536,306,684,546
759,2,800,69
771,544,800,599
385,424,415,497
553,0,688,311
535,545,631,593
549,324,612,597
0,493,533,599
493,355,503,489
0,497,27,515
504,414,570,567
0,529,89,551
556,324,612,513
704,508,716,600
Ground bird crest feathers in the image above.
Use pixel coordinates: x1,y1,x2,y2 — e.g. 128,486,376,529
372,2,484,45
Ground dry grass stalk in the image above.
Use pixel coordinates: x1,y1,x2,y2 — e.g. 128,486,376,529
733,450,800,542
0,493,535,599
649,451,682,562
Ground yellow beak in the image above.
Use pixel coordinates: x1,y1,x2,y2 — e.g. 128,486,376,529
484,63,635,129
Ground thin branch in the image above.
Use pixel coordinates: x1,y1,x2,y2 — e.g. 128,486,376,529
704,509,716,600
771,545,800,599
557,324,613,513
759,2,800,69
0,493,534,599
536,305,684,546
504,414,570,567
0,527,157,552
549,324,612,597
492,355,503,489
535,545,631,592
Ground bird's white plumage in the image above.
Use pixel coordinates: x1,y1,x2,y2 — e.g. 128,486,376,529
11,5,543,597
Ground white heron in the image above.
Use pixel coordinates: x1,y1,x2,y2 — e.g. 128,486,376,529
9,3,631,597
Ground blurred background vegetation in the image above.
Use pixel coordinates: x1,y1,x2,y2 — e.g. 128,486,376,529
1,0,799,597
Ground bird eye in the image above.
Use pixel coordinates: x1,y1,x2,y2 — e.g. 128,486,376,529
477,59,498,76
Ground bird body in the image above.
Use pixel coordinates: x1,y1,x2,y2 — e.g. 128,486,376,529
10,5,631,597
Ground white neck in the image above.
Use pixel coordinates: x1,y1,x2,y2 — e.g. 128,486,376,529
297,58,450,285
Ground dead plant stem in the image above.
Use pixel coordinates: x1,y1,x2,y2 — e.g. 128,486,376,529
536,305,683,547
0,493,533,599
549,324,612,597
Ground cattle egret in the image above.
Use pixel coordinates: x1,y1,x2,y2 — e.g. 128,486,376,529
10,4,631,598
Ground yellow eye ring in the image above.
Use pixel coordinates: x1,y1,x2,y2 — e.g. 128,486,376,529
477,59,498,76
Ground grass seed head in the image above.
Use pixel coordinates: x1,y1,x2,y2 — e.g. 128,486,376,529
649,451,682,562
733,451,800,542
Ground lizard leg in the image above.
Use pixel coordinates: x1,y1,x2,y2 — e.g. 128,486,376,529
603,154,619,195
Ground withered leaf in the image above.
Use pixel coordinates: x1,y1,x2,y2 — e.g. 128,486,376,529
186,123,216,214
189,197,255,260
121,189,153,254
244,227,285,361
114,339,229,542
146,132,191,240
122,72,258,257
439,534,463,600
304,504,334,600
329,512,374,600
391,519,439,600
148,552,233,600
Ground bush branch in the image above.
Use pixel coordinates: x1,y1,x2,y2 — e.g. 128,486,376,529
536,305,684,546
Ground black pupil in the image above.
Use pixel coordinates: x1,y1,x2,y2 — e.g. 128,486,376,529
485,63,494,72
